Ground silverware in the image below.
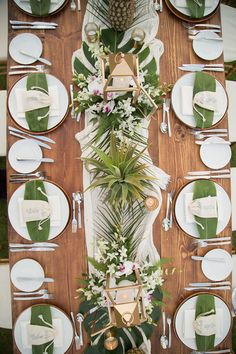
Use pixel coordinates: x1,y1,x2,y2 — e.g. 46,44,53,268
160,311,168,349
76,313,84,346
184,174,231,180
185,286,231,291
10,247,56,252
14,293,54,301
10,20,58,26
191,255,225,263
178,66,224,72
188,29,221,35
191,350,231,354
74,191,83,229
10,171,45,179
164,98,171,137
160,99,168,134
71,312,81,350
194,133,227,140
9,177,45,183
189,35,223,41
72,193,78,233
162,193,171,231
9,126,55,144
17,277,54,283
192,236,231,243
195,140,231,145
70,84,76,119
9,70,45,75
166,316,172,348
182,22,221,30
12,25,56,30
14,289,48,296
16,157,54,163
19,50,52,66
70,0,76,11
188,240,231,252
187,169,230,175
189,281,231,287
191,128,227,134
10,64,45,70
183,63,224,68
77,0,81,10
10,131,51,150
9,242,59,248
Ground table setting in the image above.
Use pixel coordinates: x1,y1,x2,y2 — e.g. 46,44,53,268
4,0,233,353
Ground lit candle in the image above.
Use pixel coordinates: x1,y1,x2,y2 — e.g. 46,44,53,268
115,280,136,303
84,22,99,43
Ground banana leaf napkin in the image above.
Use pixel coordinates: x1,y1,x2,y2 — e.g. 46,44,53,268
25,73,49,132
192,180,217,239
30,305,54,354
186,0,205,18
29,0,51,16
193,72,216,128
195,294,216,351
24,180,50,241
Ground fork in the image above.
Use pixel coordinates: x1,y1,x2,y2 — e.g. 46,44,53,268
71,312,81,350
10,171,45,179
13,289,48,296
164,98,171,137
14,293,54,301
182,22,221,30
188,29,221,36
72,193,78,233
194,133,228,140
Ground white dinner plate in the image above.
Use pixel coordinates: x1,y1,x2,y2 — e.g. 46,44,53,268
11,259,45,292
200,137,232,169
8,74,68,133
171,73,228,128
14,305,73,354
201,249,232,281
8,139,42,173
192,31,223,61
13,0,66,16
8,180,70,240
174,180,231,238
169,0,219,18
9,33,43,65
174,293,231,350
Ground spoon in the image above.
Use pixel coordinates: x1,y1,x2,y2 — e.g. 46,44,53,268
194,133,228,140
162,193,170,231
70,0,76,10
73,191,83,229
160,311,168,349
160,99,168,134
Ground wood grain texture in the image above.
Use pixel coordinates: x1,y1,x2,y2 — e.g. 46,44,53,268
7,1,231,353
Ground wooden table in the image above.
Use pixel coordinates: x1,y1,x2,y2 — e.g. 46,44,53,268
7,1,231,353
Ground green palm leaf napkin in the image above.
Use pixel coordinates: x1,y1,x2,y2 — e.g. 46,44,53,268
195,294,216,351
30,0,51,16
193,72,216,128
31,305,54,354
192,180,217,239
186,0,205,19
24,180,50,241
25,73,50,132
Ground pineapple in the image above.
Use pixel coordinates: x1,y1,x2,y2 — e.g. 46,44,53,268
108,0,136,31
126,349,145,354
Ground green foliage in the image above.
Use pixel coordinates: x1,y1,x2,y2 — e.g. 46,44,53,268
74,57,93,78
29,0,50,16
231,142,236,167
84,134,154,208
186,0,205,18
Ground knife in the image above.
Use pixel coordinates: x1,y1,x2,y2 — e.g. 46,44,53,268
185,286,231,291
12,25,56,30
188,169,230,175
190,128,228,134
9,242,59,248
10,248,55,252
195,140,231,145
9,126,55,144
189,281,231,287
184,174,231,180
70,84,76,119
16,157,54,163
189,35,223,41
10,131,51,149
193,236,231,242
192,255,225,263
182,64,224,68
16,277,54,282
178,66,224,72
10,20,58,26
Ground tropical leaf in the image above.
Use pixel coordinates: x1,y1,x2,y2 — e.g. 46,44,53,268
100,28,124,53
83,42,96,67
88,257,107,272
186,0,205,19
74,57,92,78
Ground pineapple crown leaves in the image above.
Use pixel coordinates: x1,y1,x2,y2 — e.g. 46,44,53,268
83,133,155,208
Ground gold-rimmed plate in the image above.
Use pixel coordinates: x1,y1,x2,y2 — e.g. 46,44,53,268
174,179,231,238
165,0,220,23
13,0,69,17
173,292,231,350
14,304,73,353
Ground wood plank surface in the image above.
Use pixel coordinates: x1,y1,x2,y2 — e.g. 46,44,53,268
7,1,231,353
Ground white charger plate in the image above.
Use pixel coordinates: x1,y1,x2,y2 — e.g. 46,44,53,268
200,137,232,169
174,293,231,350
13,0,66,16
169,0,219,18
14,304,73,354
192,31,223,61
201,249,232,281
11,259,45,292
8,180,70,240
174,179,231,238
8,74,68,133
8,139,42,173
171,73,228,128
9,33,43,65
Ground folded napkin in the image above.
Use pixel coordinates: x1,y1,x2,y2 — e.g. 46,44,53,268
24,180,50,241
21,0,57,3
18,195,61,227
183,308,222,339
29,0,51,16
175,0,212,7
15,86,59,119
181,86,223,116
21,319,63,349
184,192,222,224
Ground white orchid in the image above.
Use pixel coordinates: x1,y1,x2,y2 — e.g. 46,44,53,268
87,76,103,96
116,261,137,277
